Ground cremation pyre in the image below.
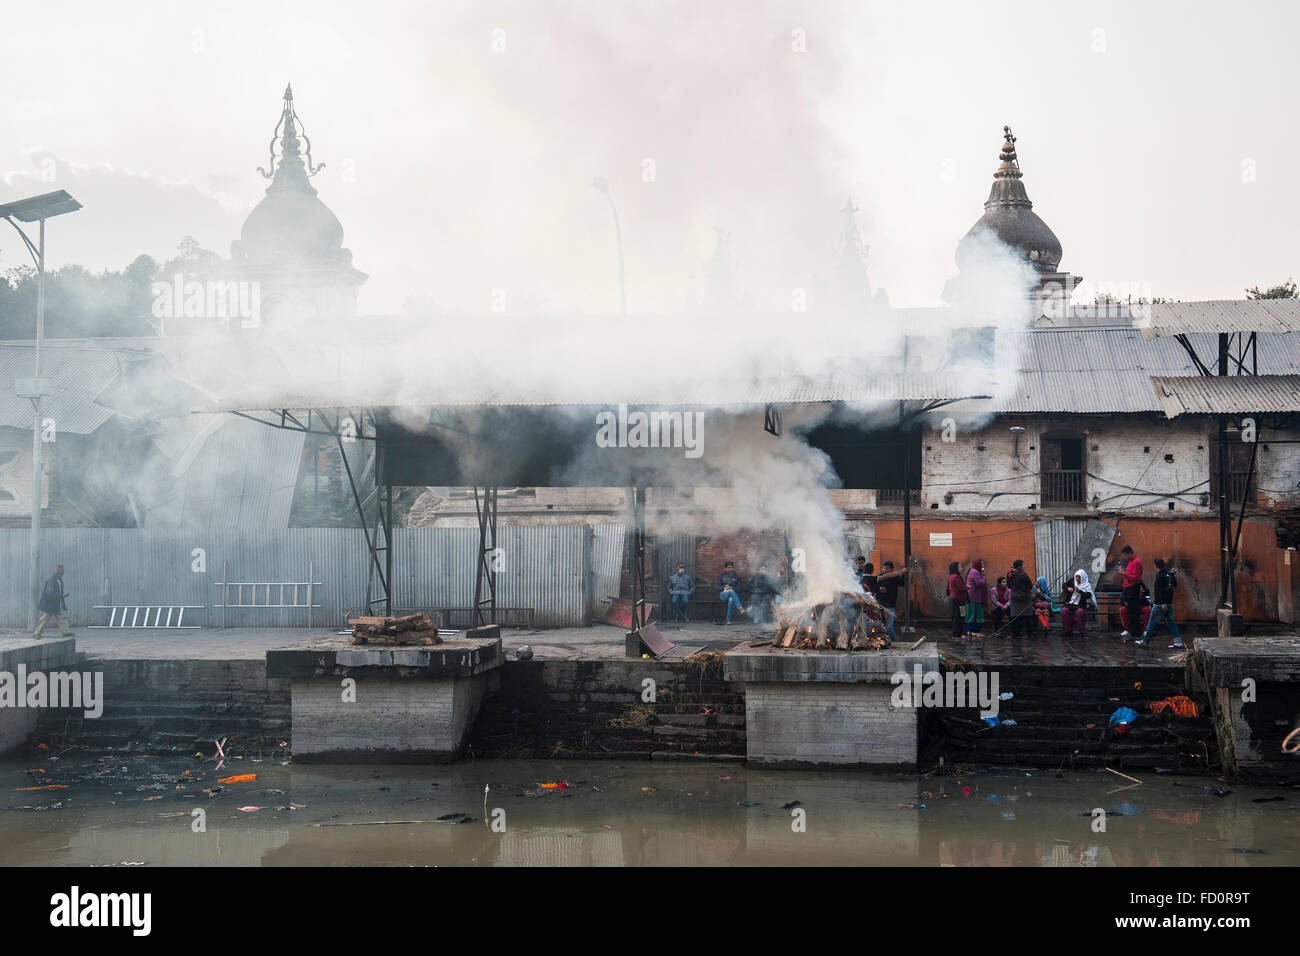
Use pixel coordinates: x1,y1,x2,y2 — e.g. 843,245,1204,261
772,592,891,650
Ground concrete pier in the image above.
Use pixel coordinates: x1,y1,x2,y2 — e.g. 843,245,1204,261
0,637,81,755
265,633,504,762
723,644,939,768
1195,635,1300,779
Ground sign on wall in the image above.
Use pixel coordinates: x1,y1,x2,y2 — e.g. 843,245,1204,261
929,532,953,547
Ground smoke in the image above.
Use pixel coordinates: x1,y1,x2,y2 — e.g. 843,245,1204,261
0,1,1047,606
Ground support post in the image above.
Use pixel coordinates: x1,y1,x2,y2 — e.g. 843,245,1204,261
473,485,499,627
902,415,914,632
628,485,647,629
340,429,389,615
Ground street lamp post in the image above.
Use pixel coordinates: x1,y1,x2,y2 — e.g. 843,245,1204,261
1,190,83,630
591,177,626,317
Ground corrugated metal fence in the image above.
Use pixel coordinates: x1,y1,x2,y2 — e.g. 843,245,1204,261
0,523,628,629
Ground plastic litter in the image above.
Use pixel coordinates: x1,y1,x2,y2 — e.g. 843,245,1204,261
1108,707,1138,726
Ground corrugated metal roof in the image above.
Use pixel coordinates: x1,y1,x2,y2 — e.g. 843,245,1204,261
138,417,305,529
0,345,148,433
955,328,1300,414
1150,374,1300,418
1138,299,1300,338
207,373,979,412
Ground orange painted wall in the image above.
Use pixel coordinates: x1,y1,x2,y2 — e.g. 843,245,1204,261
872,516,1279,622
872,519,1036,619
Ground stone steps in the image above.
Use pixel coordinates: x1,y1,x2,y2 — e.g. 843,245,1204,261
925,662,1215,771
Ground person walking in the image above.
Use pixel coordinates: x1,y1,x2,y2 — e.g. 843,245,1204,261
990,576,1011,632
1119,545,1144,640
964,558,988,636
667,562,695,624
34,562,75,638
1141,558,1183,648
1007,559,1037,638
947,561,969,639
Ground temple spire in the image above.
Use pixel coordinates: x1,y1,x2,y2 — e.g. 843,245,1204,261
257,82,325,192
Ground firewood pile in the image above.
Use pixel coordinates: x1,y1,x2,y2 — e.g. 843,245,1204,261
349,613,442,645
773,592,891,651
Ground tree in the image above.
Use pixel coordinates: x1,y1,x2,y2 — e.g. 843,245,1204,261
1245,279,1298,299
0,237,217,340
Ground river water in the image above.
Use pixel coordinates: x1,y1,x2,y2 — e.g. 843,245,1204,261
1,754,1295,866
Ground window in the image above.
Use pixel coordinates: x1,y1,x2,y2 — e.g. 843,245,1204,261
1041,435,1085,505
1208,439,1256,505
877,488,921,506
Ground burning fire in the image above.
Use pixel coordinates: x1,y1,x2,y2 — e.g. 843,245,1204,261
773,592,891,651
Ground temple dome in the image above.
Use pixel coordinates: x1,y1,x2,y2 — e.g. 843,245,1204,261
232,85,353,267
955,126,1062,275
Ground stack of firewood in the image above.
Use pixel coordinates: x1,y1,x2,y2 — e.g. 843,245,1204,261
773,593,890,651
349,613,442,645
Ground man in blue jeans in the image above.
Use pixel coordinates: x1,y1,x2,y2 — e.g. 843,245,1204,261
718,561,745,623
1142,557,1183,648
667,563,695,624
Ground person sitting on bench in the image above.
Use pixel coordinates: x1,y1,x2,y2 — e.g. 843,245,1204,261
668,562,695,624
718,561,745,623
746,561,780,624
1060,568,1097,637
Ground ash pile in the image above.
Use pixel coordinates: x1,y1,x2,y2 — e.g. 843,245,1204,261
349,613,442,645
772,592,891,650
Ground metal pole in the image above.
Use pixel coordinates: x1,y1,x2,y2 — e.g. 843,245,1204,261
902,413,913,632
27,218,45,631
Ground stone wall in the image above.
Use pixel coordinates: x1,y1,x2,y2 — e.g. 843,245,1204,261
290,673,489,762
744,681,915,767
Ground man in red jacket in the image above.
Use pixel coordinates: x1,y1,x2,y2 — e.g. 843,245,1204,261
1119,545,1144,640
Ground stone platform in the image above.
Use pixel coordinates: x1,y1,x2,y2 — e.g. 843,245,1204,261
1195,634,1300,779
265,632,504,763
724,642,939,769
0,637,80,756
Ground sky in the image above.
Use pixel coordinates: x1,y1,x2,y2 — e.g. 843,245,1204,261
2,0,1299,315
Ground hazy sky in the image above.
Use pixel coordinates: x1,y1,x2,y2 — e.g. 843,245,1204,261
3,0,1298,315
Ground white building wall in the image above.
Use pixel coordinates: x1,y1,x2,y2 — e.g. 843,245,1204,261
911,415,1297,517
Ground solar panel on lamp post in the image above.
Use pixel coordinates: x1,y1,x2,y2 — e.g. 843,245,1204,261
1,190,83,631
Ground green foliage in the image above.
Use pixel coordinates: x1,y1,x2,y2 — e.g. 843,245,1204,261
1245,279,1298,300
0,236,218,340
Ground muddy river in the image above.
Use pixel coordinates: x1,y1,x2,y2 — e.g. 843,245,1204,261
1,754,1295,866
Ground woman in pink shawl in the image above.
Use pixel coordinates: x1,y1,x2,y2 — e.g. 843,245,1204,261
964,558,988,636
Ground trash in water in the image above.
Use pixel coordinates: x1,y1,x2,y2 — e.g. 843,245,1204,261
217,774,256,784
237,806,261,812
538,782,568,790
781,800,802,810
436,812,474,824
640,786,656,793
736,800,760,807
999,692,1014,701
983,715,1000,726
1001,719,1018,727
